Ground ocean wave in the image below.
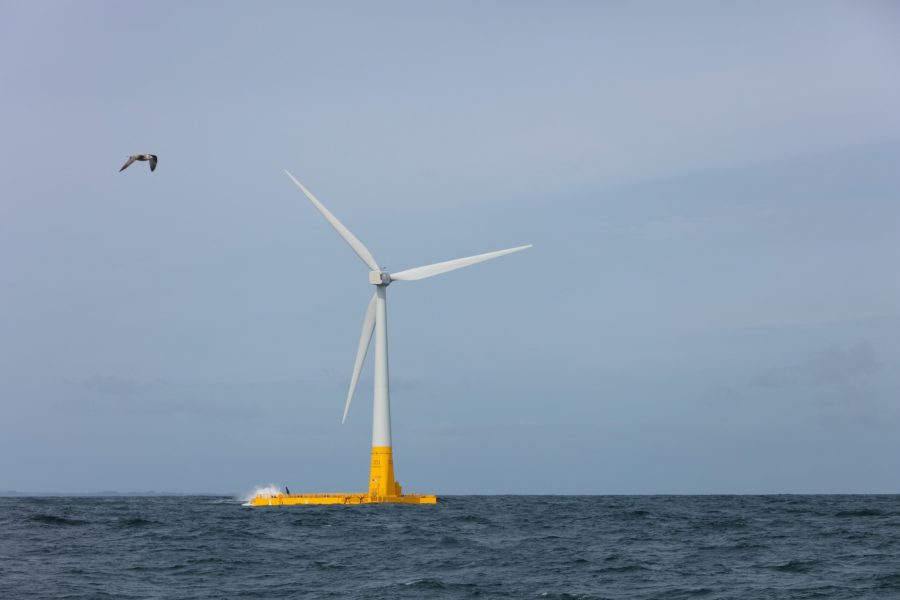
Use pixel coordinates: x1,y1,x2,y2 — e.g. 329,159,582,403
28,514,88,526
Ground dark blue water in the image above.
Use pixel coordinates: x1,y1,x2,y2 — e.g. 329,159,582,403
1,495,899,599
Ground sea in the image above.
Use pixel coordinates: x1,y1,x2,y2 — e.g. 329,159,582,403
1,495,898,599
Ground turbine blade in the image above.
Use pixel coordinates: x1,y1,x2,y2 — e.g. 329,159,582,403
284,170,379,271
390,244,532,281
343,292,377,423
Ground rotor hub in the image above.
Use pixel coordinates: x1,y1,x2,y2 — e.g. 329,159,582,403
368,271,392,286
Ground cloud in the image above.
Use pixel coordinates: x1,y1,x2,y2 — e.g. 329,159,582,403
628,206,779,241
82,375,161,396
73,376,312,418
751,342,878,389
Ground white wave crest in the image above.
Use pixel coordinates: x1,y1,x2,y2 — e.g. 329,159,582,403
239,484,283,506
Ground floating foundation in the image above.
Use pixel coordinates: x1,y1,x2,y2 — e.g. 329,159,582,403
249,446,436,506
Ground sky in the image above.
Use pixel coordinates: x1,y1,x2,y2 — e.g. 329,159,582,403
1,1,899,495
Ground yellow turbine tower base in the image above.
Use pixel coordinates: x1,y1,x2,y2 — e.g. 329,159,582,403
248,446,437,506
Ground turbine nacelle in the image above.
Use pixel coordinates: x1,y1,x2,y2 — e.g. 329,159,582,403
368,271,392,286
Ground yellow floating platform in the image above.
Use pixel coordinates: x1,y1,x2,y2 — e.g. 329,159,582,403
248,492,436,506
248,446,436,506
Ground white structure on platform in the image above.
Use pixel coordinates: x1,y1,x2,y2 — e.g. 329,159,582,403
284,170,531,448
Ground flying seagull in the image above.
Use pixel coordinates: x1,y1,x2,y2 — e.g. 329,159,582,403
119,154,158,172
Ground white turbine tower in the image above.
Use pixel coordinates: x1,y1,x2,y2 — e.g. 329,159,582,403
261,170,530,505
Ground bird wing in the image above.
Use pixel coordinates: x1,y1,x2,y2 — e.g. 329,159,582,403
119,156,136,172
149,155,157,172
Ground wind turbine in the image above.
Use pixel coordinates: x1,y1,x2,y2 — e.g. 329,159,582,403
250,170,530,506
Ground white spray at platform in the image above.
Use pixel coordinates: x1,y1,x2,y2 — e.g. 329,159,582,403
240,484,282,505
